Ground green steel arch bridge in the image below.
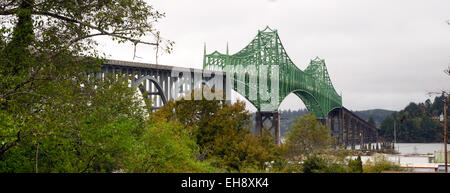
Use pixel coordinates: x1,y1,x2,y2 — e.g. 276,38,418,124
95,27,380,149
203,27,378,147
203,26,341,118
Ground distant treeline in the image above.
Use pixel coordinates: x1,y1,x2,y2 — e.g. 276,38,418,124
353,109,396,127
379,95,450,143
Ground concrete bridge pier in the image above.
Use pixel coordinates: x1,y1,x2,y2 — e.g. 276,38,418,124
344,115,350,149
359,125,364,150
351,120,356,150
255,111,281,145
317,117,327,126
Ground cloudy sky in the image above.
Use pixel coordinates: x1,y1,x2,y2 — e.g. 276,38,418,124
96,0,450,112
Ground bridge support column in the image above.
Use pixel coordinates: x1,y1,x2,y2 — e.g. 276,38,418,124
363,127,366,149
351,119,356,150
327,115,332,132
255,112,263,136
255,111,281,145
359,124,363,150
366,127,371,150
338,108,344,146
273,112,280,145
330,116,335,137
345,115,350,149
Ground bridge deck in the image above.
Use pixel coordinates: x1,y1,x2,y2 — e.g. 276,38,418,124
106,59,223,74
102,59,380,147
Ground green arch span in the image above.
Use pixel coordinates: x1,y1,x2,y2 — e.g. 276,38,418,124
203,26,342,118
292,90,324,118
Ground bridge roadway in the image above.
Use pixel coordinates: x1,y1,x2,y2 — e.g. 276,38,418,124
100,59,230,110
100,59,378,149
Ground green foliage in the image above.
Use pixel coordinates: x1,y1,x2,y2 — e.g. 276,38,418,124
0,0,182,173
0,0,172,160
348,155,363,173
300,153,365,173
301,155,328,173
0,76,147,172
276,109,308,137
367,117,376,127
267,159,302,173
363,154,403,173
379,95,448,143
0,76,217,173
154,89,282,172
285,113,335,160
280,113,368,173
123,119,215,173
0,110,24,153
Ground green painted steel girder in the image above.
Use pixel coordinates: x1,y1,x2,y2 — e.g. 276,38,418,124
203,26,342,118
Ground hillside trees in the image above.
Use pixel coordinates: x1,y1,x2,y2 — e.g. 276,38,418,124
368,116,376,127
379,95,449,143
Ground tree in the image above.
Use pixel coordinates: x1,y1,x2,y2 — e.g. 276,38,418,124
0,0,179,173
285,114,335,160
301,155,328,173
0,0,172,159
363,154,403,173
123,119,214,173
368,116,376,127
379,115,395,140
379,96,445,143
153,88,281,172
0,76,148,172
425,99,432,109
348,155,363,173
0,0,172,50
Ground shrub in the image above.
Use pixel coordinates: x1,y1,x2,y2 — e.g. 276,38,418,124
123,119,216,173
301,155,328,173
363,154,403,173
348,155,363,173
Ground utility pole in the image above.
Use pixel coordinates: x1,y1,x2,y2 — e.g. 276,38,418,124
443,92,448,173
393,121,396,149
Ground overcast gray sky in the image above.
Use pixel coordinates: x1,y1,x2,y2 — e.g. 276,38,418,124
96,0,450,112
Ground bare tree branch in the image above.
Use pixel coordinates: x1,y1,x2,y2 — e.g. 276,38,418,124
0,131,22,159
33,11,159,46
0,9,16,15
